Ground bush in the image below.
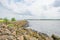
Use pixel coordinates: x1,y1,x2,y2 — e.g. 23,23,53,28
3,18,9,24
11,18,16,21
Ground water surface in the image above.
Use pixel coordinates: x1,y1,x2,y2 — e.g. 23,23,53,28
27,20,60,36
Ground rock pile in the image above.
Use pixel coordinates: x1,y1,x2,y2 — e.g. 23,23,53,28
0,23,60,40
0,24,52,40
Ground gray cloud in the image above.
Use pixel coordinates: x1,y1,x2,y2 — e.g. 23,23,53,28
43,6,48,10
0,3,32,19
53,0,60,7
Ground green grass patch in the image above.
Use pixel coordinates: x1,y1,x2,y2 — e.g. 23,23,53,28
8,24,14,27
0,20,4,22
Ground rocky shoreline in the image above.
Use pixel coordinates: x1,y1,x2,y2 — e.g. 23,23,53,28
0,19,60,40
0,24,60,40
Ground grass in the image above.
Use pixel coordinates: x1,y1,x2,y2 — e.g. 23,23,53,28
7,24,14,27
0,20,4,22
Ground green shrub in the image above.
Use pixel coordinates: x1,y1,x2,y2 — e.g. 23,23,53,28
3,18,9,24
11,18,16,21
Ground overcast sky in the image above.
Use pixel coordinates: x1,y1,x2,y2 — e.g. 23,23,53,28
0,0,60,19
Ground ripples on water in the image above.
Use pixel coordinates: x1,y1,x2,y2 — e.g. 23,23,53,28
27,19,60,36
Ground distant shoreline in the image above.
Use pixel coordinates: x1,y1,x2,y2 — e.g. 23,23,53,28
26,19,60,21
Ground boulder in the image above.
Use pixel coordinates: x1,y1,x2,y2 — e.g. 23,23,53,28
52,34,60,40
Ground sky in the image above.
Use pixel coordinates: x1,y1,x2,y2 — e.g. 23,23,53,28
0,0,60,19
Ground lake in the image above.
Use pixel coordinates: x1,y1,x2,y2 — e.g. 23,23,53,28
27,19,60,36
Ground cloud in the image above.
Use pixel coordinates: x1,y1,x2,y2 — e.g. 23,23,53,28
0,0,60,19
0,3,33,19
14,0,22,2
53,0,60,7
0,3,17,18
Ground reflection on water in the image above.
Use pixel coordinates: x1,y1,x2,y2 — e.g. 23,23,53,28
27,20,60,36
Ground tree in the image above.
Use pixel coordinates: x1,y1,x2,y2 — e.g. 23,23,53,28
4,18,9,24
11,18,16,21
